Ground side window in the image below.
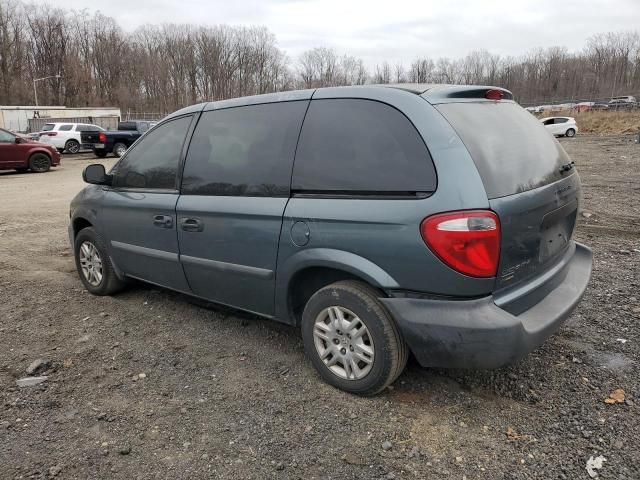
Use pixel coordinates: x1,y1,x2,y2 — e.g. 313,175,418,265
59,124,73,131
113,115,192,190
182,101,308,197
555,118,568,124
292,99,436,193
542,119,554,125
0,129,15,142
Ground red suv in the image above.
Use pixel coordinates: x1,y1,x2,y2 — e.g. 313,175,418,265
0,128,61,173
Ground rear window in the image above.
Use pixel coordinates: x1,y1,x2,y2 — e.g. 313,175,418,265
292,99,436,194
41,124,54,131
436,102,571,199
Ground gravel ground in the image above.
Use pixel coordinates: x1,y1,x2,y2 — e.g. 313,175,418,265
1,136,639,480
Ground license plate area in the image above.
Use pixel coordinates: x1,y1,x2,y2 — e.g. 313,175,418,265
539,200,578,262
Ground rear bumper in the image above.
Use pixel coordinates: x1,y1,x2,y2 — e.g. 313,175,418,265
381,242,592,369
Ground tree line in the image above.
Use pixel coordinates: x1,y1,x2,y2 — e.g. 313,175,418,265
1,0,639,112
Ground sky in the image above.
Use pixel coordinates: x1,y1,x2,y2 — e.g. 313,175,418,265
43,0,640,68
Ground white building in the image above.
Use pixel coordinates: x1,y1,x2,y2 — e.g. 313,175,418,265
0,106,121,132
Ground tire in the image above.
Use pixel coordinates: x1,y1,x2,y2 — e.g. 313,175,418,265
73,227,124,296
301,280,408,396
113,142,127,158
65,139,80,154
565,128,576,137
93,149,108,158
28,153,51,173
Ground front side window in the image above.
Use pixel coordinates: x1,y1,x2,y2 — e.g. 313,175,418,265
59,124,73,131
112,115,192,190
292,99,436,193
0,129,15,142
182,101,308,197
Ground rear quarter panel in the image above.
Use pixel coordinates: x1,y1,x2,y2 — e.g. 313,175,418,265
275,87,494,322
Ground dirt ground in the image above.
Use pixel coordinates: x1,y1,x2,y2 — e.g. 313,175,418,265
1,136,639,480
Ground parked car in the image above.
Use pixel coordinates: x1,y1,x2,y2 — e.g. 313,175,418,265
608,96,637,109
0,127,61,172
81,120,156,158
69,85,592,395
541,116,578,137
35,122,104,154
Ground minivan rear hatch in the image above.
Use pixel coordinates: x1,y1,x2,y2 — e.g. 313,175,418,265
435,100,579,291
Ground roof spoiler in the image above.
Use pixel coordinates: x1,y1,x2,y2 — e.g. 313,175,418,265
421,85,514,104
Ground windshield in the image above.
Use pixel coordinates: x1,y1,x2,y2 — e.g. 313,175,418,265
437,101,571,199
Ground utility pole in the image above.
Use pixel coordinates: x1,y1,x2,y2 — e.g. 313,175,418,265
33,74,62,106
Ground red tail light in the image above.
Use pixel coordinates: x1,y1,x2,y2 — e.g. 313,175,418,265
46,132,57,136
420,210,501,278
98,132,107,143
485,89,504,100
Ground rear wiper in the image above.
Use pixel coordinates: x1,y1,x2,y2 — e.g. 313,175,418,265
559,161,575,173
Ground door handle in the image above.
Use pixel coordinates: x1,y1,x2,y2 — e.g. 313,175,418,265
180,217,204,232
153,214,173,228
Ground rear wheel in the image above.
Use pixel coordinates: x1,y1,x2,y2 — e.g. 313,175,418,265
74,227,124,295
93,149,108,158
65,139,80,154
29,153,51,173
565,128,576,137
301,280,408,396
113,142,127,158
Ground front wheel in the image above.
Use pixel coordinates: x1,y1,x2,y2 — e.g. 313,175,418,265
74,227,124,295
29,153,51,173
565,128,576,137
65,139,81,154
301,280,408,396
113,142,127,158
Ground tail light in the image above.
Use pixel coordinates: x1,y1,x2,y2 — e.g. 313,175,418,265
98,132,107,143
45,132,57,136
485,89,504,100
420,210,501,278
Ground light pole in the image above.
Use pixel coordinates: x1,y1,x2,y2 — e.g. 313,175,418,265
33,74,61,106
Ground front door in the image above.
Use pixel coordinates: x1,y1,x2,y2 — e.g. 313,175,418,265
176,101,308,315
101,115,194,292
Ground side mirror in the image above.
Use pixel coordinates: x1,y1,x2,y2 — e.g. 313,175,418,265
83,164,112,186
15,136,23,144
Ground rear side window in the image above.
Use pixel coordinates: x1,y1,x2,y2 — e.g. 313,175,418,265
437,102,571,199
182,101,308,197
112,115,192,190
292,99,436,194
59,124,73,131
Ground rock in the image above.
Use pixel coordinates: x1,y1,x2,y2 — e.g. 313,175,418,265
118,444,131,455
343,452,368,465
16,376,48,387
455,456,463,463
582,212,593,218
382,441,393,451
138,373,146,379
26,358,50,375
275,462,284,471
76,335,90,343
48,465,62,478
385,473,396,480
